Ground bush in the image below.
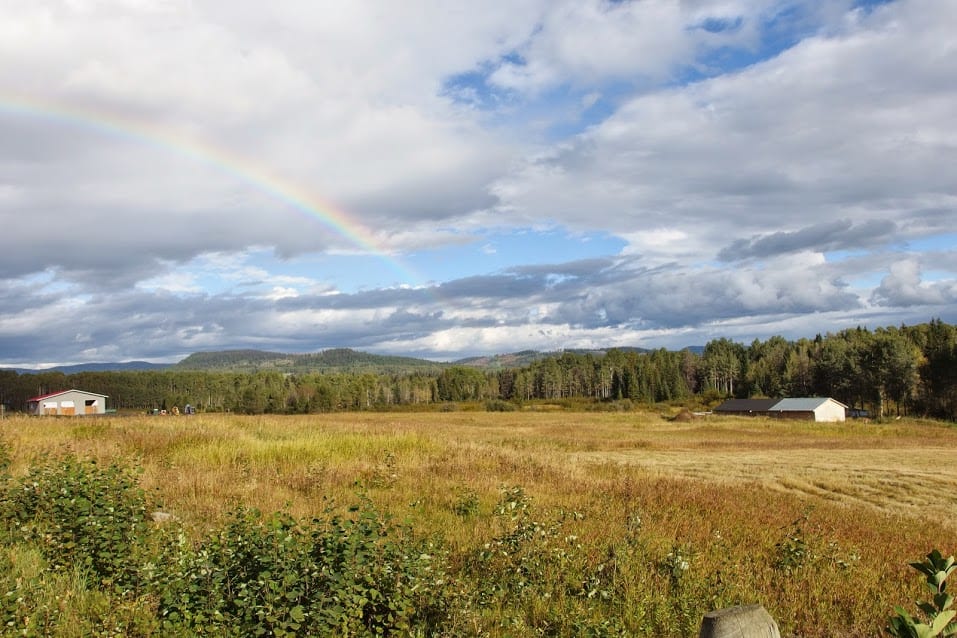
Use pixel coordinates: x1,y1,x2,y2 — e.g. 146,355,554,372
0,457,150,592
155,499,454,636
461,486,625,633
485,399,517,412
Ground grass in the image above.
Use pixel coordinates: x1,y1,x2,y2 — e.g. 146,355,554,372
1,410,955,636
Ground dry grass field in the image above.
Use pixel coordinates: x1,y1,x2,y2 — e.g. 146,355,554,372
1,409,955,636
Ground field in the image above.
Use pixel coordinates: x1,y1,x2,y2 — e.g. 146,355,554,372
1,409,956,636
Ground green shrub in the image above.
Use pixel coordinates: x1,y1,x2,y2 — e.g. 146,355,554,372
155,499,454,636
0,457,150,592
484,399,517,412
462,486,624,633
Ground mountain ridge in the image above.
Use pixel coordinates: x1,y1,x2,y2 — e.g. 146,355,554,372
1,361,169,375
4,345,705,375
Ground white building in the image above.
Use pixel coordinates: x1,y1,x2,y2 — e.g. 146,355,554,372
26,389,108,416
766,397,848,422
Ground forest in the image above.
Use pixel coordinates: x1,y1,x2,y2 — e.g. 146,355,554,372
2,319,955,420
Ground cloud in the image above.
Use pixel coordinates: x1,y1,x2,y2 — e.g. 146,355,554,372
2,0,957,366
489,0,957,287
717,219,897,262
485,0,796,93
871,259,957,307
0,1,527,281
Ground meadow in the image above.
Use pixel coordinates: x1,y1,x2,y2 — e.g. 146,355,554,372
0,409,955,636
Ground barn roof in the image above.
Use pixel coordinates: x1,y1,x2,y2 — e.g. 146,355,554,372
768,397,847,411
714,398,780,412
27,389,109,402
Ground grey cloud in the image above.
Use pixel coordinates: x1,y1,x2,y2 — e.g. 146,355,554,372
717,219,897,262
540,257,861,329
350,167,503,224
505,257,618,278
0,196,344,286
435,273,549,300
0,287,446,364
900,208,957,235
0,242,945,365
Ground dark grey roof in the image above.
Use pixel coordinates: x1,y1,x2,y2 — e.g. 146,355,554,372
714,398,780,412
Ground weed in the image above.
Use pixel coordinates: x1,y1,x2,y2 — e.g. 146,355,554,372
660,544,692,589
888,549,957,638
452,487,480,518
774,511,813,572
368,451,398,489
1,412,956,636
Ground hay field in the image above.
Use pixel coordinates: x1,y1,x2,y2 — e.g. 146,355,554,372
2,410,955,636
4,409,956,538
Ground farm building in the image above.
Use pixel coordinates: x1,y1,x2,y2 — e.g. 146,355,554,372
767,397,848,422
26,389,108,416
713,398,781,416
714,397,848,422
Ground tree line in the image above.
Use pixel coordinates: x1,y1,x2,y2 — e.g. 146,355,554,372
1,319,955,420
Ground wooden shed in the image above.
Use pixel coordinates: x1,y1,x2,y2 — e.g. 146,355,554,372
26,389,108,416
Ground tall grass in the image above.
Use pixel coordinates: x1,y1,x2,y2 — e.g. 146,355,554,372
0,411,955,635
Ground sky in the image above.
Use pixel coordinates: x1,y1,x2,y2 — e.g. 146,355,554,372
1,0,956,368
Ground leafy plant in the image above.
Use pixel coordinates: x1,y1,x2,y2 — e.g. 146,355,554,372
154,499,453,636
888,550,957,638
452,487,480,518
659,544,692,590
462,485,623,634
773,511,812,572
0,457,150,592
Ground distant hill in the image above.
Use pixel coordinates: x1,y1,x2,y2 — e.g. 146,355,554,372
175,349,289,370
174,348,446,374
454,350,552,369
4,345,706,376
453,346,657,370
3,361,169,375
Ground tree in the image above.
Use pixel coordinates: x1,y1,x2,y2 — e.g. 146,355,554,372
744,336,789,397
915,319,957,419
860,328,921,419
783,342,813,397
702,338,744,396
812,335,859,407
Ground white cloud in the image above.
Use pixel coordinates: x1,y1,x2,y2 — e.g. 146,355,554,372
490,0,957,272
137,271,201,295
871,259,957,307
2,0,957,366
487,0,775,92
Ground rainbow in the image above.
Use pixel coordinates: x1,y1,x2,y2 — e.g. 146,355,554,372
0,94,424,287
